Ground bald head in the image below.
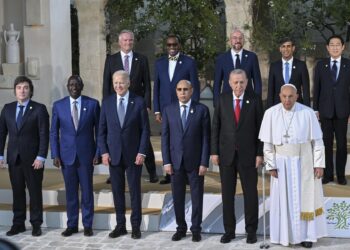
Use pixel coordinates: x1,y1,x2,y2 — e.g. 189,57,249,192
279,84,298,110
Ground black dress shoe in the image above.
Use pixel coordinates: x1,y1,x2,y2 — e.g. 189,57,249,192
84,227,93,236
109,225,127,238
32,226,42,236
6,225,26,236
159,175,171,185
246,233,257,244
171,231,186,241
131,228,141,239
192,233,201,242
301,241,313,248
61,227,78,237
106,177,111,184
149,173,159,183
220,233,235,243
338,178,347,185
322,178,333,184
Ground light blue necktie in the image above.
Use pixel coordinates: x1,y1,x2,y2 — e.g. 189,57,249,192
118,97,125,127
284,62,290,84
181,105,187,130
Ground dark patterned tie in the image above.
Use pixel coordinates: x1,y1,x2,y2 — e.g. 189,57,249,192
181,105,187,130
124,55,129,73
72,101,79,130
235,54,241,69
16,105,24,129
331,60,337,83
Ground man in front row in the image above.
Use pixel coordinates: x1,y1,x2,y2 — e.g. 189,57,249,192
161,80,210,242
98,70,150,239
259,84,327,248
211,69,263,244
0,76,49,237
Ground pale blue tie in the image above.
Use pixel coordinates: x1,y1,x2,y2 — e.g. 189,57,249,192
118,97,125,127
284,62,290,84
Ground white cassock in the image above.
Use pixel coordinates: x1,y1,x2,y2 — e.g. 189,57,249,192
259,103,327,246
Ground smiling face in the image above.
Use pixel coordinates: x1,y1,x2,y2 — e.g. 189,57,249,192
279,41,295,60
229,72,247,97
15,82,31,103
166,37,180,57
327,37,344,59
113,72,130,96
118,32,134,53
176,80,193,103
67,78,83,99
230,30,244,52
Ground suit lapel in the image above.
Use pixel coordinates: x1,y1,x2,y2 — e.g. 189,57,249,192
241,50,248,68
130,52,139,77
19,100,34,130
238,94,250,129
110,95,121,128
338,57,348,82
78,96,87,131
183,102,195,134
226,50,234,70
115,52,123,70
64,97,76,130
9,102,18,132
224,94,236,127
172,54,183,84
290,59,297,82
123,93,135,127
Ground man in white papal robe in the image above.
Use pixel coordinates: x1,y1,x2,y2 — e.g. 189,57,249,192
259,84,327,248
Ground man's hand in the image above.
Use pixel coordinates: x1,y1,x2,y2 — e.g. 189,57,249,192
314,167,324,179
155,113,162,123
32,159,44,170
198,166,207,176
93,156,101,165
211,155,220,166
135,154,145,166
53,157,61,168
269,170,278,178
164,164,173,175
255,156,263,168
0,159,6,169
102,153,111,166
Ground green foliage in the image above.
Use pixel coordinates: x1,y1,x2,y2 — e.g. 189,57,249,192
105,0,226,78
327,201,350,230
251,0,350,54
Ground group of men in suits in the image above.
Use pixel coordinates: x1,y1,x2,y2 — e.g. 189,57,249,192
0,28,348,246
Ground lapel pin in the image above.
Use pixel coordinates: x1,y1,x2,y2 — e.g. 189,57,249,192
135,58,138,61
246,100,250,104
83,107,87,111
29,106,32,110
190,109,194,113
179,61,182,64
131,101,134,104
325,64,328,67
293,66,296,69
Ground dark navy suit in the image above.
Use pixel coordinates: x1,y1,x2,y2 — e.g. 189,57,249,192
153,54,200,114
98,91,150,228
161,101,210,233
50,95,100,228
213,49,262,105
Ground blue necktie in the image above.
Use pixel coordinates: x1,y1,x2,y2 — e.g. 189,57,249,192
235,54,241,69
16,105,24,129
181,105,187,130
118,97,125,127
284,62,290,84
331,60,337,83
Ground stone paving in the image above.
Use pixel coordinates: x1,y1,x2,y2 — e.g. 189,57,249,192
0,226,349,250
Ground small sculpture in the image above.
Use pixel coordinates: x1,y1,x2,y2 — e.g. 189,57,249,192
4,23,20,64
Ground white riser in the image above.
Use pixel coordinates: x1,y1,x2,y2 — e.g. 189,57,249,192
0,210,160,231
0,189,166,209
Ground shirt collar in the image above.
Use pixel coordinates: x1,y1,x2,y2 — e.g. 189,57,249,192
121,50,133,58
330,57,341,64
282,57,293,64
117,91,130,102
70,96,82,105
17,99,30,107
168,52,180,60
233,92,244,101
179,99,191,108
231,49,243,59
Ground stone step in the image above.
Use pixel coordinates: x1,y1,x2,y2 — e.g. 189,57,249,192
0,204,160,231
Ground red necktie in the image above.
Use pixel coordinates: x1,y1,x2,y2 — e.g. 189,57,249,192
235,99,240,123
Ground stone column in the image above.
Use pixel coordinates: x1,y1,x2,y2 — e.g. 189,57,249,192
0,0,4,72
75,0,107,101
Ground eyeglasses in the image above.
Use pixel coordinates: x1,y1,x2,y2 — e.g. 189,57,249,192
176,88,189,91
167,43,178,47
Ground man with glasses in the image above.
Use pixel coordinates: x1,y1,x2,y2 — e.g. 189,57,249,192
161,80,210,242
153,34,200,184
213,28,262,106
313,35,350,186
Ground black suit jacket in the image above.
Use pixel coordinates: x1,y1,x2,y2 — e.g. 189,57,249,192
211,91,263,167
102,51,151,109
313,57,350,119
0,100,49,166
267,58,310,108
